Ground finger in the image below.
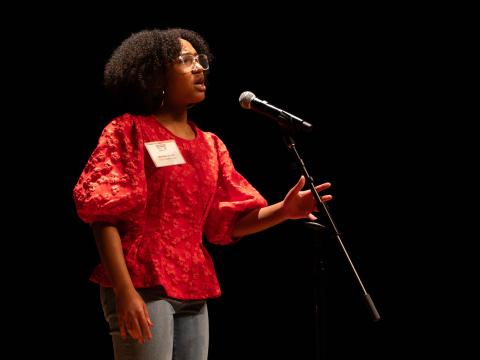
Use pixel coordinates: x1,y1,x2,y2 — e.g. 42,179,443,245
308,213,317,221
119,317,127,339
140,319,153,341
141,306,153,341
294,175,306,192
129,318,144,344
143,304,153,328
314,182,331,191
321,195,333,202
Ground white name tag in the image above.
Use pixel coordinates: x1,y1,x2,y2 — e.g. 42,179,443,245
145,140,186,167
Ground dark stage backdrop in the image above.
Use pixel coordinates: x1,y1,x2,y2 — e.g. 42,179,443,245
19,5,469,360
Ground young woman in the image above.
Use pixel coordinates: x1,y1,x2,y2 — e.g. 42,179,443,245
73,28,332,360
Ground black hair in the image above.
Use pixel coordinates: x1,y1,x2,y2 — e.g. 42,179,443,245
104,28,212,115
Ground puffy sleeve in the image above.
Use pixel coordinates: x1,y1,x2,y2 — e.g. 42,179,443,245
73,116,146,225
204,135,268,245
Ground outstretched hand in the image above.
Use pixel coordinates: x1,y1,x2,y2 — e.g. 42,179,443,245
281,175,332,220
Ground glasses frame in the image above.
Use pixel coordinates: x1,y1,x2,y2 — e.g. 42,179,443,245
176,53,209,72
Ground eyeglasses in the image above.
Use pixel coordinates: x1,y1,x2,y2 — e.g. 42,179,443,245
176,53,209,72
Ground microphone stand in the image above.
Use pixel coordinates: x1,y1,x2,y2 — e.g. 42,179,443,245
304,221,328,359
281,128,381,359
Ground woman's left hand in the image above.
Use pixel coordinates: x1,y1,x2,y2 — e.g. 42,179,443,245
281,175,332,220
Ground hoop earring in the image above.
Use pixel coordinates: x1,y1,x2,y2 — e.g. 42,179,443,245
160,90,166,108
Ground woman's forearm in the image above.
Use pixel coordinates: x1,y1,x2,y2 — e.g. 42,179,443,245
91,222,135,294
231,202,288,238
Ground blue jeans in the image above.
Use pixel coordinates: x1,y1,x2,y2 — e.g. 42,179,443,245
100,286,209,360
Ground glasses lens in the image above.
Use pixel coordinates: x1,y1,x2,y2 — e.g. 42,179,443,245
177,54,209,72
197,54,209,70
181,54,194,67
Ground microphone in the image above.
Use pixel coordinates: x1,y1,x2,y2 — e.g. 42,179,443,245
239,91,312,132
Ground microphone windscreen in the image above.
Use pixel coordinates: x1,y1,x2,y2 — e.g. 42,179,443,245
239,91,256,109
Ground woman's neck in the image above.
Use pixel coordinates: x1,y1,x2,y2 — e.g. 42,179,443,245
154,112,196,140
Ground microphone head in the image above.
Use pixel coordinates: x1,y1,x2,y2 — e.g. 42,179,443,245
239,91,256,109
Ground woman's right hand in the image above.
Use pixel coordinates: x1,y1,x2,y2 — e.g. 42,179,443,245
115,287,153,344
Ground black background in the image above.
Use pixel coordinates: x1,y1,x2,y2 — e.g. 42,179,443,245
14,4,474,359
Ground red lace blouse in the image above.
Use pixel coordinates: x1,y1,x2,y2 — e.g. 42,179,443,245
73,114,267,300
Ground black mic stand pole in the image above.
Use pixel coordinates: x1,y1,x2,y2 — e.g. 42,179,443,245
304,220,328,359
281,129,381,358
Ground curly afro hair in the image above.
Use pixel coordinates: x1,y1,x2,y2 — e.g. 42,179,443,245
104,28,212,115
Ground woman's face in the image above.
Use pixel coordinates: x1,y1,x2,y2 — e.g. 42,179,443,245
164,39,207,109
